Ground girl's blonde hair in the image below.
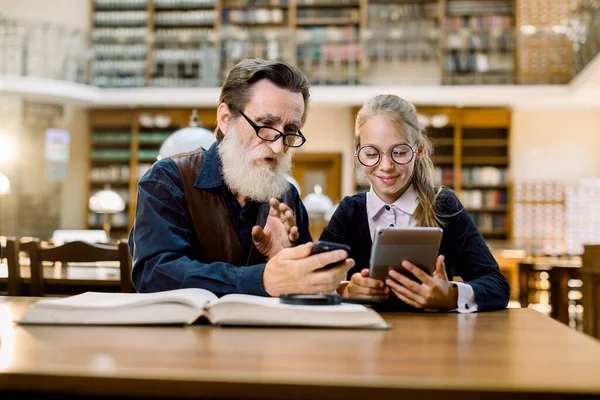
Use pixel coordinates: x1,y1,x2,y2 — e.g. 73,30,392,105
355,94,442,227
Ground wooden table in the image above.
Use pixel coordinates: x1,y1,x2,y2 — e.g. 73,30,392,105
1,298,600,399
0,263,120,295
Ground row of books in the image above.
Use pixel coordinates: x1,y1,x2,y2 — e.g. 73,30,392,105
93,44,147,60
433,166,453,186
90,149,159,160
155,11,216,25
90,150,131,160
445,15,512,30
461,189,507,208
153,48,210,61
446,0,513,16
94,76,146,88
223,39,288,63
446,31,514,50
155,28,215,41
445,52,513,75
296,8,359,21
138,132,173,143
298,0,356,5
223,9,285,24
156,0,215,7
297,26,358,44
297,44,361,61
224,0,288,7
434,167,509,186
300,64,358,85
92,27,148,41
368,3,438,21
138,149,160,160
89,167,153,186
92,60,146,73
92,133,132,143
94,11,149,26
365,41,438,63
462,166,506,185
95,0,147,8
95,0,215,8
90,166,131,183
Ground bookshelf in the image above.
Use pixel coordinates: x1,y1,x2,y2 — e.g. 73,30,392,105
363,0,441,85
87,108,217,239
90,0,544,87
296,0,363,85
351,106,511,242
90,0,150,88
220,0,294,81
151,0,220,87
443,0,516,85
87,109,135,237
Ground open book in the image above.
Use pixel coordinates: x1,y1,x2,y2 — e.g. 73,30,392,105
16,288,390,329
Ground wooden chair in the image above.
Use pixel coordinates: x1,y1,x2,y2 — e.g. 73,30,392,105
582,244,600,340
19,238,134,297
518,258,582,325
4,237,24,296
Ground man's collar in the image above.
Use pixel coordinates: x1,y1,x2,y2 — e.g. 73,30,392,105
194,142,224,189
366,184,418,220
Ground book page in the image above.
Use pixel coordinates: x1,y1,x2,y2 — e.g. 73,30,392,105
217,294,367,312
30,288,218,311
209,294,389,329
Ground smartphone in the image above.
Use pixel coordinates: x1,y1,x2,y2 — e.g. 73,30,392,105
310,241,351,270
310,240,351,256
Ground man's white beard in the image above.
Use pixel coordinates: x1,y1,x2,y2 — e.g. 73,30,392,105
218,129,292,203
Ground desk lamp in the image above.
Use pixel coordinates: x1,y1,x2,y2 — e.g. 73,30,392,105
88,187,125,238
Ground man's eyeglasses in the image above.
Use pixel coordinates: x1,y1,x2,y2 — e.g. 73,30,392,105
355,144,415,167
239,110,306,148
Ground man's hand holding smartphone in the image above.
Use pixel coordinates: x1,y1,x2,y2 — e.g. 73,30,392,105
262,241,354,297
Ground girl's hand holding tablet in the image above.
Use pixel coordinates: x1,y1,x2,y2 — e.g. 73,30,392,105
385,255,459,310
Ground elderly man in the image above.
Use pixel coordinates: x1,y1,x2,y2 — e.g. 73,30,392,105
129,59,353,297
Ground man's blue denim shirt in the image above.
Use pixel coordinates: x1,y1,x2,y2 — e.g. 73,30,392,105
128,143,312,297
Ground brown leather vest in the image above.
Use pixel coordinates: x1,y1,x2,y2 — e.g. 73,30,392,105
170,148,296,267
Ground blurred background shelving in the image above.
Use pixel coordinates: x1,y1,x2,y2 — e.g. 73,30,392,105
86,0,591,87
363,0,440,85
91,0,150,88
87,109,136,236
443,0,515,85
87,108,217,234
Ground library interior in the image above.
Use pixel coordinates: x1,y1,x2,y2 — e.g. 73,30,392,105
0,0,600,399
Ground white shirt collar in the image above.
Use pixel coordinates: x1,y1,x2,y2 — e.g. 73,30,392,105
366,184,418,220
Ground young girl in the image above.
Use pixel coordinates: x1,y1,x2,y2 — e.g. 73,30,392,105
321,94,510,312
